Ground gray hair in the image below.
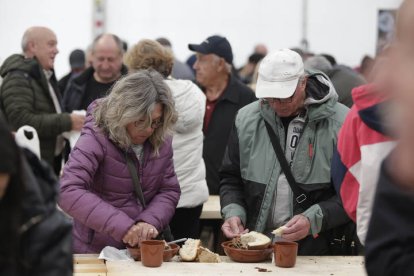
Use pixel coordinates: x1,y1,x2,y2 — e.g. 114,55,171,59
21,32,30,52
304,56,333,74
211,54,232,74
92,33,125,55
93,69,177,155
224,62,232,74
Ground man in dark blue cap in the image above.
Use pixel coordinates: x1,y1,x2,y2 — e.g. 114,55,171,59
58,49,86,96
188,35,256,196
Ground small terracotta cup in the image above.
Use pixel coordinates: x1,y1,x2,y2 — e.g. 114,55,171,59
140,240,164,267
274,241,298,268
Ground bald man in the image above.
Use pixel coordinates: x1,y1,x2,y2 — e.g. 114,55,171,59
62,33,128,112
0,26,85,174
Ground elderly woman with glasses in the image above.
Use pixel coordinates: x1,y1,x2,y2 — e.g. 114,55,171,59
59,70,180,253
124,39,209,241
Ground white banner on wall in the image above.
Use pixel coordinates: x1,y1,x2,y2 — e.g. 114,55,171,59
93,0,106,39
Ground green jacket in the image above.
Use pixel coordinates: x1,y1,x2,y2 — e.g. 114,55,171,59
220,73,350,252
0,54,72,166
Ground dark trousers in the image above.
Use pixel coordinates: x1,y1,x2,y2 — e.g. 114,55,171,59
53,153,63,176
169,205,203,241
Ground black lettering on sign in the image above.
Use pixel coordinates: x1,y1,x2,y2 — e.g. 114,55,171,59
290,135,299,148
293,127,302,133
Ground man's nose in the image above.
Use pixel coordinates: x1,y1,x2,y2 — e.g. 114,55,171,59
193,60,199,70
101,60,110,68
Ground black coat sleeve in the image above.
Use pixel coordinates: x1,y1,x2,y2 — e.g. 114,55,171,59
365,156,414,276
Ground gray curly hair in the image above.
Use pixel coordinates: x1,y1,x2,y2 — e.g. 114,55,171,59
93,69,177,155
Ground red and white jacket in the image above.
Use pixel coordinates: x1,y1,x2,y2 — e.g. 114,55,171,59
332,84,396,245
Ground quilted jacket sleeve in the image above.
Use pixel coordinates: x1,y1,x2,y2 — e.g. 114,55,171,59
1,72,72,136
58,133,135,242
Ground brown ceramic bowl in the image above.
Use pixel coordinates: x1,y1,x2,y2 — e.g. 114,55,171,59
221,241,273,263
127,243,180,262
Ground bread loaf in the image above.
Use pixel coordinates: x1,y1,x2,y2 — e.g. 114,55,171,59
179,239,201,261
197,246,221,263
239,231,271,250
272,226,288,237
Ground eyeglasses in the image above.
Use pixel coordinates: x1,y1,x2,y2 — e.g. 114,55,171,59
266,95,294,104
266,89,296,104
134,119,163,129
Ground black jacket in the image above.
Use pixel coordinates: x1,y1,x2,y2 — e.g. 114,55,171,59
202,75,256,195
365,155,414,276
0,149,72,276
62,65,128,112
0,54,72,167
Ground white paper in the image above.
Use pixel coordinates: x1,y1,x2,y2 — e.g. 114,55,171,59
98,246,134,261
62,109,86,149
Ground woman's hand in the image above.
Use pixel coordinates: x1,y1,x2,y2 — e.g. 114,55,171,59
122,222,159,247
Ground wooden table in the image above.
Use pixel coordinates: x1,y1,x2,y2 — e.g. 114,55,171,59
200,195,221,219
74,254,106,276
74,254,367,276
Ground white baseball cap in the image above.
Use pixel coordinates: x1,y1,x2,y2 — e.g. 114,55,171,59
255,49,304,99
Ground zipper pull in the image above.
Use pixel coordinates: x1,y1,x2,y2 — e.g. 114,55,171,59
308,138,313,159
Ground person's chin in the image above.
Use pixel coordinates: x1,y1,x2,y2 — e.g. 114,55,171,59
196,76,205,85
132,137,147,145
99,73,115,81
276,110,292,117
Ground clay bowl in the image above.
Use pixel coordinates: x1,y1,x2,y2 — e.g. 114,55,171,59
127,243,180,262
221,241,273,263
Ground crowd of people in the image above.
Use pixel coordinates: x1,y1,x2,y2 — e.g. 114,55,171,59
1,1,414,275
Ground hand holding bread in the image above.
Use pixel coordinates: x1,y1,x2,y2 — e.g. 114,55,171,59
221,216,249,238
274,214,310,241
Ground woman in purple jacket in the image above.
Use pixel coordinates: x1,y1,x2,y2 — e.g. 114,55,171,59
59,70,180,253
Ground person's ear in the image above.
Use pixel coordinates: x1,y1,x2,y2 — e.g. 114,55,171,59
216,58,226,72
301,76,308,88
28,40,37,53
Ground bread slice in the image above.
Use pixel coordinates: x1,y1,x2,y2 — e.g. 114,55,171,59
179,239,201,261
197,246,221,263
272,226,288,237
240,231,271,250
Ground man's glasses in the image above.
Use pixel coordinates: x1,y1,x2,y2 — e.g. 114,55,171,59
266,95,294,104
134,119,163,129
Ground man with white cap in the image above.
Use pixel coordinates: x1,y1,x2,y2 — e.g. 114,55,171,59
220,49,350,255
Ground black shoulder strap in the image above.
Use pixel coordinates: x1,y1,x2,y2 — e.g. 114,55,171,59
264,120,312,210
125,152,146,208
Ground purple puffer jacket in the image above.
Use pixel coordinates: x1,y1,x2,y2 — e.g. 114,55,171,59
59,108,180,253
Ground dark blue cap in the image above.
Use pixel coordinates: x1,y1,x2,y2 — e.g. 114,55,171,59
188,35,233,64
69,49,85,69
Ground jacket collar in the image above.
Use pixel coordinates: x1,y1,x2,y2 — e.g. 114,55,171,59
73,64,128,85
201,74,240,104
218,74,241,104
